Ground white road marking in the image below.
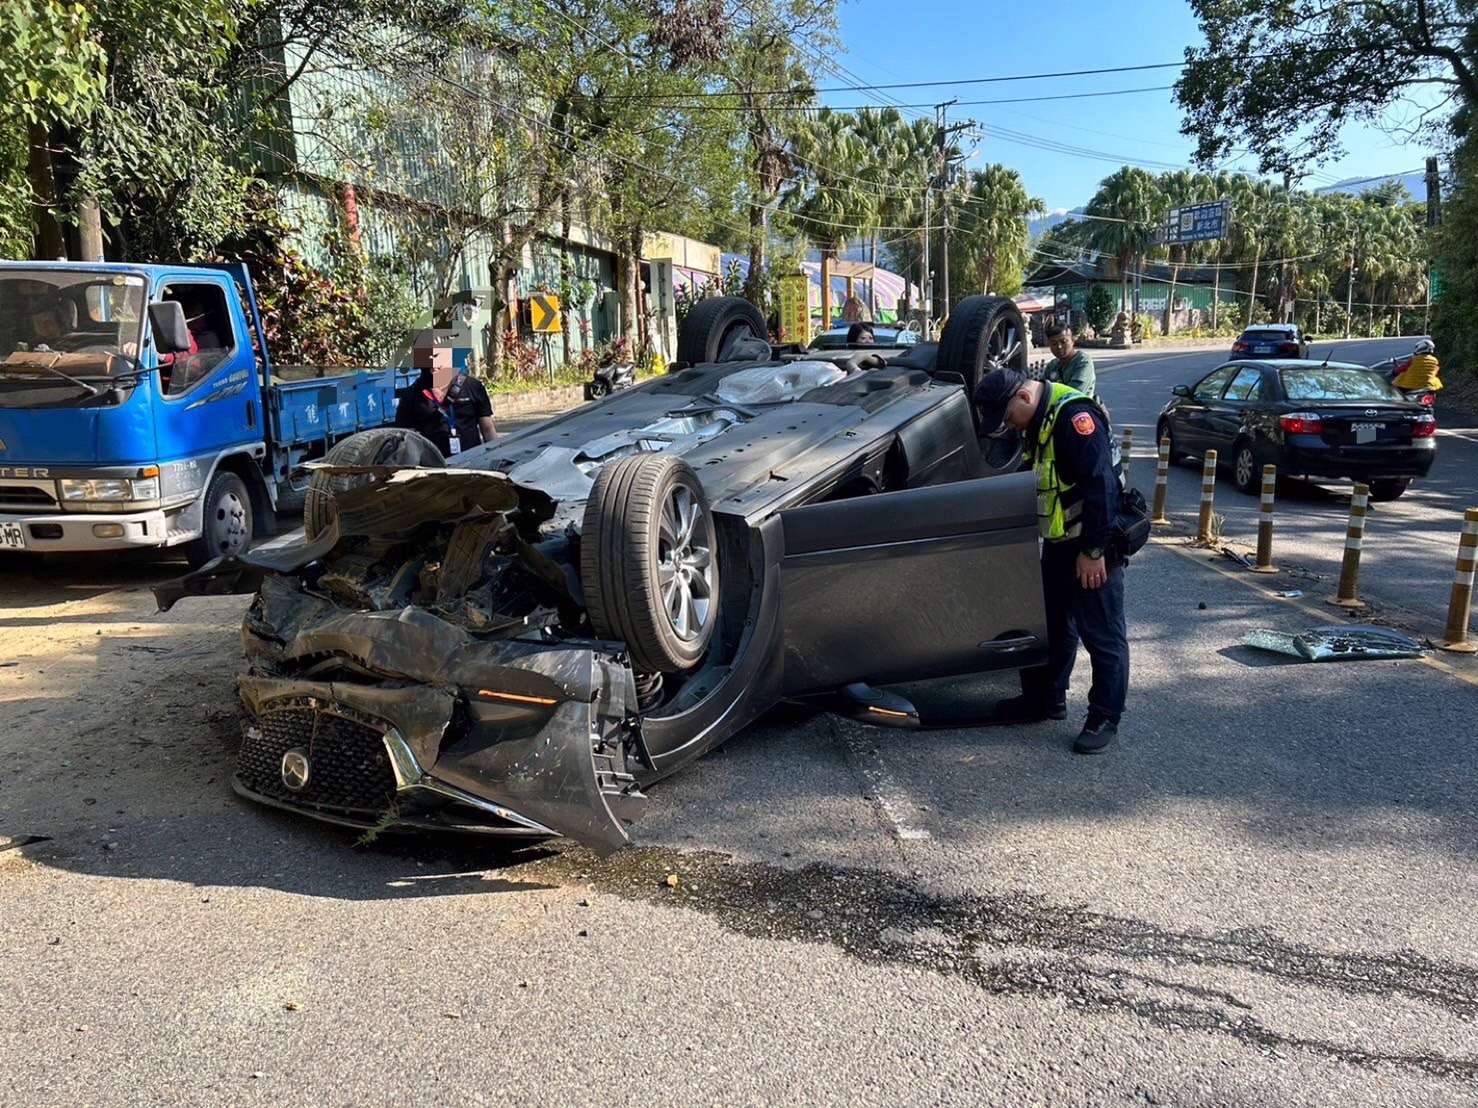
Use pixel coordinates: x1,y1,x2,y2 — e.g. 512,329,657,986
832,720,932,843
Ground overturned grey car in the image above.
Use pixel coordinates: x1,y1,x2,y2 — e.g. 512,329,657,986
158,296,1048,853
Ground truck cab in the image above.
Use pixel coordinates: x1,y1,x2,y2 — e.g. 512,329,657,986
0,261,412,565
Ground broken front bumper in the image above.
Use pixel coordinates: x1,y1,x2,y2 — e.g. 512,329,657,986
233,576,647,855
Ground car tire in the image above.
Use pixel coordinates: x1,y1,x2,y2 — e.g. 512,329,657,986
1369,478,1410,502
1232,441,1262,495
1159,421,1190,466
303,427,446,541
936,295,1028,416
184,471,253,568
581,453,720,674
676,296,769,365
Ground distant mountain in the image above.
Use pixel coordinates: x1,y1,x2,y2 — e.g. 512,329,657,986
1030,207,1083,238
1314,171,1426,200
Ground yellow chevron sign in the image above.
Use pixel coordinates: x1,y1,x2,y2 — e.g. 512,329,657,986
530,293,561,334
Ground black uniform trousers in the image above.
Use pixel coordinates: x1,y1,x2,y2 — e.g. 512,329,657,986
1019,539,1129,721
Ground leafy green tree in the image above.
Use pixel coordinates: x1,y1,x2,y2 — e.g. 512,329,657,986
784,108,878,327
1084,166,1164,316
1434,139,1478,370
1085,283,1114,334
1175,0,1478,175
0,1,107,257
948,164,1043,297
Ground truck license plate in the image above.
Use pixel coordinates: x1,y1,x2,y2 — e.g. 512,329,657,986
1353,422,1384,444
0,522,26,550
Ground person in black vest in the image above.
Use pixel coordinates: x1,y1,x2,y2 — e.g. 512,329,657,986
393,368,452,456
445,370,496,448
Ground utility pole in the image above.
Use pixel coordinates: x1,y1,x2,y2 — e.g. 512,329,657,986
1425,156,1442,334
926,100,969,335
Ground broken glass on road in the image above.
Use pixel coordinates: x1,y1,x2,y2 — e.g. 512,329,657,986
1242,625,1425,662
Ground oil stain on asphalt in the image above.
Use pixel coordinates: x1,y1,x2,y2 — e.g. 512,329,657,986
517,847,1478,1084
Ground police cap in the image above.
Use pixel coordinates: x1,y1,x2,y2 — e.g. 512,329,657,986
973,368,1028,435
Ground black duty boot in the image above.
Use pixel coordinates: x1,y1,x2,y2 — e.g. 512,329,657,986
993,694,1067,724
1073,713,1118,755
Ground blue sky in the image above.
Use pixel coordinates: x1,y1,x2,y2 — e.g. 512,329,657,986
826,0,1440,211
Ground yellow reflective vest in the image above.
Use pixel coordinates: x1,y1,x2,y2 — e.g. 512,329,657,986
1029,382,1092,542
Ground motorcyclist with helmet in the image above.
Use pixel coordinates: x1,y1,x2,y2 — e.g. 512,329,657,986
1392,339,1442,395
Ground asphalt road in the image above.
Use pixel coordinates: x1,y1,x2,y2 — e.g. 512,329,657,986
1093,336,1477,636
5,343,1478,1107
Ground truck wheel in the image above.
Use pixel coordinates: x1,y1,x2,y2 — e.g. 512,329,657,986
936,295,1028,415
581,453,720,674
676,296,769,365
185,471,253,568
303,428,445,541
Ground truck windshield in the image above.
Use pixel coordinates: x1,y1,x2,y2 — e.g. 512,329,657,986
0,269,148,407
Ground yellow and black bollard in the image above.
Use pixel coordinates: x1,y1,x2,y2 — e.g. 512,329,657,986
1328,483,1370,609
1196,450,1218,544
1252,465,1278,573
1441,508,1478,653
1151,437,1171,525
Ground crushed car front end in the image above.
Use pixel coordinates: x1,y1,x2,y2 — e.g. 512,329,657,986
157,467,650,854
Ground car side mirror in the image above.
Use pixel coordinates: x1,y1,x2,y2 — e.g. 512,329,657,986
1172,384,1192,398
148,301,192,355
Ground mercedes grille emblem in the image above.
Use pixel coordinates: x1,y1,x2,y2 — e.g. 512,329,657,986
280,748,311,792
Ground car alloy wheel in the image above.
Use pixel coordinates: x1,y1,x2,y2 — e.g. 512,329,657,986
1235,446,1255,491
657,484,716,642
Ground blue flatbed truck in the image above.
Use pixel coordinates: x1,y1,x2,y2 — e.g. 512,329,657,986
0,261,414,566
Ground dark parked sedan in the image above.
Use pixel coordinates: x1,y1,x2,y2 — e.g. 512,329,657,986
1157,360,1437,501
1231,324,1309,360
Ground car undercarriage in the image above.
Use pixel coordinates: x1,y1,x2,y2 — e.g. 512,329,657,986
157,295,1047,853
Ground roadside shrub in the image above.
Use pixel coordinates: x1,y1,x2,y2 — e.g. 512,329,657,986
1085,284,1114,332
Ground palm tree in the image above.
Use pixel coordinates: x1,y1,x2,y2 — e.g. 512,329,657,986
951,164,1044,295
1084,167,1164,318
784,109,879,329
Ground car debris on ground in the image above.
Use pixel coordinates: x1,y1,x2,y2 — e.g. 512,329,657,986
1241,625,1425,662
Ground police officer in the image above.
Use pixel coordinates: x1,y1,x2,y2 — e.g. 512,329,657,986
973,368,1128,754
445,370,497,449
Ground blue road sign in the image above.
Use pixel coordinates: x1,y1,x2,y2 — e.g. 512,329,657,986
1162,199,1229,244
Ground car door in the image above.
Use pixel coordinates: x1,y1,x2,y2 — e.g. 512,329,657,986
776,470,1047,694
1207,365,1264,450
150,272,256,466
1177,365,1237,454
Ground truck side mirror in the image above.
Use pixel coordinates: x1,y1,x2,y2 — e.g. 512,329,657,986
148,301,192,355
1172,384,1192,398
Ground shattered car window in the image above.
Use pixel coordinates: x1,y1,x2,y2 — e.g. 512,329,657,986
713,361,847,406
1242,625,1424,662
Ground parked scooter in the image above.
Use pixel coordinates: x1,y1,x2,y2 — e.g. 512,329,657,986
585,360,636,400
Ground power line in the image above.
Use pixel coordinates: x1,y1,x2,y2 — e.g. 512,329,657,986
592,58,1223,100
648,84,1178,112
